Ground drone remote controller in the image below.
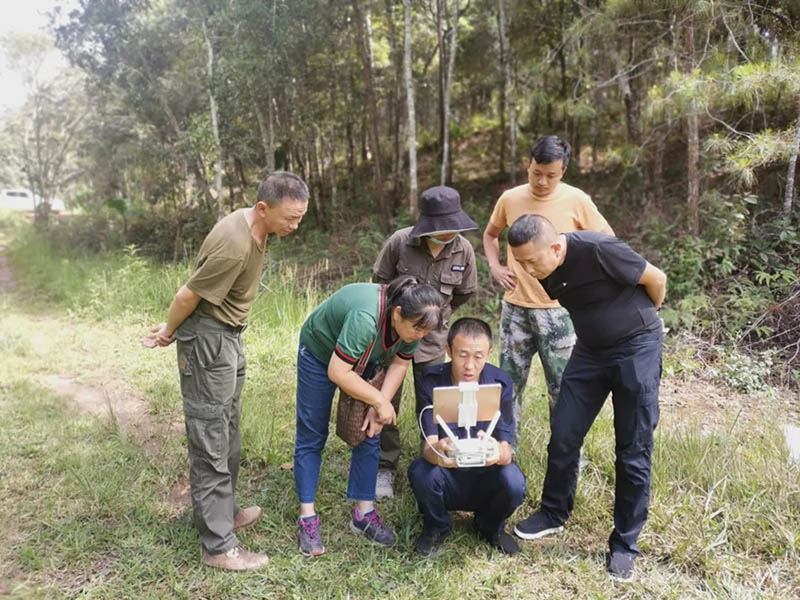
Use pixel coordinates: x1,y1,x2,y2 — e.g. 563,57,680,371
436,411,501,468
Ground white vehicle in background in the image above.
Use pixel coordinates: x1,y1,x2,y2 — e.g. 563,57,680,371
0,189,65,212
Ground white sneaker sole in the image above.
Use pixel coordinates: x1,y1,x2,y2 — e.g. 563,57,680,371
299,545,325,558
513,524,564,540
608,571,634,583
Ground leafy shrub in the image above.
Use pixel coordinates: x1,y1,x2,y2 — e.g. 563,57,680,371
645,191,799,386
712,348,774,394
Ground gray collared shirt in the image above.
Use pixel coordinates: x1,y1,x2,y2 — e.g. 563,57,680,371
372,226,477,362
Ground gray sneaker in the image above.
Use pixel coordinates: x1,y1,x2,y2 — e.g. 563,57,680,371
607,551,635,582
298,515,325,557
375,469,395,500
350,506,396,546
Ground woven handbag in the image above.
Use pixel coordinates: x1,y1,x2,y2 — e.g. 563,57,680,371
335,364,386,447
335,286,388,447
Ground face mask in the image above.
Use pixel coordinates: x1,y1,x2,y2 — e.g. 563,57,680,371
427,235,456,246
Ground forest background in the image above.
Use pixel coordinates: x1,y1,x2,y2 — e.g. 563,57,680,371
0,1,799,598
2,0,800,387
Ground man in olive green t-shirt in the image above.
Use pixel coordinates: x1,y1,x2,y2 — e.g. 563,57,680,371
142,171,309,571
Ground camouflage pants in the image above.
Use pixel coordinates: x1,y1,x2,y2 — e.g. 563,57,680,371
499,301,576,440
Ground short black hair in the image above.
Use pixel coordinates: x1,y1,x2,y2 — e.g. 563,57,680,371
447,317,493,348
507,214,557,247
530,135,570,169
256,171,309,207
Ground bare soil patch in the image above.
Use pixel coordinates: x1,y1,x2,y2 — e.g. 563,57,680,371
43,374,184,453
42,373,188,513
167,477,192,515
659,376,799,431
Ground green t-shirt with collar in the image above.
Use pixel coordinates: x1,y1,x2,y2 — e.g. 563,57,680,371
300,283,418,366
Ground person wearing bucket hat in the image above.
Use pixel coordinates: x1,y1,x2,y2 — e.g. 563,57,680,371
371,186,478,499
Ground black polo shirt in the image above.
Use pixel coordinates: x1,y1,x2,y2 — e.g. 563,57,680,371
540,231,659,349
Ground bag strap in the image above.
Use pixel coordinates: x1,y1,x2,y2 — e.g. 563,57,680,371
353,285,388,376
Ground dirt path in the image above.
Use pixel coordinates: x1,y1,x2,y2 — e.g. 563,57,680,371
42,373,191,512
0,238,191,512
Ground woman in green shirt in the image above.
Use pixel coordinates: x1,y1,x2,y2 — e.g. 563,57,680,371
294,276,443,556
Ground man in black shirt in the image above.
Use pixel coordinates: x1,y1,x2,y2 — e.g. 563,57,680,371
506,214,667,582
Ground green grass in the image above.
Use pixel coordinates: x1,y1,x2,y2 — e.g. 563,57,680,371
1,230,799,598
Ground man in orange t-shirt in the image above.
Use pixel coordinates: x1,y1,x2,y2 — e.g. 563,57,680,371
483,136,614,440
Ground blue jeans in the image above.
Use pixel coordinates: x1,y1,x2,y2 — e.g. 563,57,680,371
294,344,381,503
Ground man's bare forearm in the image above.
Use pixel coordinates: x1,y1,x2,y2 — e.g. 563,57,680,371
165,285,201,336
482,230,502,269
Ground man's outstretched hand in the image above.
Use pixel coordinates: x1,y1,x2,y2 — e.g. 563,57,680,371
141,322,175,348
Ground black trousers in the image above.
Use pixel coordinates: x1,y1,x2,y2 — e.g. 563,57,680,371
540,327,662,556
408,459,526,535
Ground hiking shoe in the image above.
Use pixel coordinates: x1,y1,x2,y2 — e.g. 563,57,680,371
298,514,325,557
375,469,395,500
481,529,520,555
350,506,396,546
413,527,450,556
233,505,262,531
202,544,268,571
486,529,519,556
513,511,564,540
607,551,635,582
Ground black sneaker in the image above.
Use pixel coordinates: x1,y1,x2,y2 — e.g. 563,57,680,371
413,527,450,556
513,511,564,540
607,551,635,582
477,528,519,555
350,506,396,546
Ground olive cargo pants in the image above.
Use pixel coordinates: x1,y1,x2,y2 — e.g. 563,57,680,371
176,313,246,554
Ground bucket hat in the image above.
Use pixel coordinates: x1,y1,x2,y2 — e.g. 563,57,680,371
409,186,478,237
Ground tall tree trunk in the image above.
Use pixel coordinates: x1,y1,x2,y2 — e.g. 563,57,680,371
226,156,235,211
252,88,275,173
784,95,800,217
202,18,224,222
328,82,338,212
509,99,518,183
235,155,249,203
652,117,667,207
440,0,460,186
436,0,445,171
684,21,700,235
496,0,508,176
346,119,356,204
312,131,325,228
611,44,642,146
497,0,517,182
687,108,700,234
384,0,403,205
403,0,418,219
352,0,389,225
